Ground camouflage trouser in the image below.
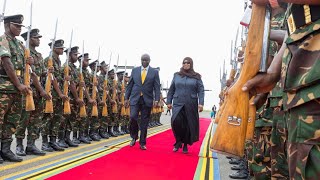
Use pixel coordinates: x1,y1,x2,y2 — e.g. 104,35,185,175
107,104,118,126
251,126,272,179
286,99,320,180
42,97,65,137
123,115,130,126
90,115,100,132
63,102,78,132
16,96,44,141
270,108,289,179
98,106,108,129
118,115,125,126
0,93,23,142
246,140,254,176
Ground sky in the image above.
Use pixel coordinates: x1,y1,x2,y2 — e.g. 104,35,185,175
2,0,245,110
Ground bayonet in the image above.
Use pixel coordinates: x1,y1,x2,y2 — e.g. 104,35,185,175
0,0,7,26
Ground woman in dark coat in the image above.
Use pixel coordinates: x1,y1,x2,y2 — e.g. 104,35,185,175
166,57,204,153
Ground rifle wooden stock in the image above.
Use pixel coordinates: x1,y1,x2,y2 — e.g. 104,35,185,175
111,79,118,113
246,97,256,140
214,102,226,124
101,79,108,117
120,81,126,116
44,57,54,113
91,76,98,117
63,66,71,114
210,4,266,157
24,49,35,111
79,74,87,117
229,69,236,81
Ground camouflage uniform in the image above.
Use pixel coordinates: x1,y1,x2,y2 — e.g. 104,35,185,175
108,77,118,127
89,71,101,139
0,34,24,143
81,67,91,139
280,4,320,179
42,52,65,138
16,48,45,142
97,73,108,135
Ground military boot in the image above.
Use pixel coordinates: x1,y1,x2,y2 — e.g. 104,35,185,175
229,158,240,165
41,135,54,152
26,139,46,156
57,131,69,148
72,131,81,144
79,131,91,144
229,169,248,179
1,141,23,162
99,128,109,139
49,136,65,151
125,125,130,134
85,129,92,141
114,126,122,136
16,138,26,156
65,131,79,147
157,119,163,126
108,126,117,137
0,142,4,164
90,130,101,141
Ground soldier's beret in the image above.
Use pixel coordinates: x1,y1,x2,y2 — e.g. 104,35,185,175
48,39,65,49
100,61,106,66
21,28,42,41
4,14,24,25
64,46,79,54
78,53,91,61
108,69,115,74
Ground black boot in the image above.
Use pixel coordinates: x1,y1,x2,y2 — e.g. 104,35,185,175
157,119,163,126
41,135,54,152
125,125,130,134
26,139,46,156
229,158,241,165
99,129,109,139
108,126,117,137
79,131,91,144
113,126,120,136
49,136,65,151
1,141,23,162
72,131,81,144
16,138,26,156
57,132,69,148
85,129,92,141
121,126,126,135
229,169,248,179
65,131,79,147
90,130,101,141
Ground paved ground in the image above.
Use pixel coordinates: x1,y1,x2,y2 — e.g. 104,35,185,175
1,111,235,179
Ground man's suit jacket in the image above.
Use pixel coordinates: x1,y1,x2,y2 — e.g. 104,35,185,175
125,66,160,107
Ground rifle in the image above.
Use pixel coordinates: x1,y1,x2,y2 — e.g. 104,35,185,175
101,52,112,117
111,54,119,113
0,0,6,27
91,47,100,117
63,30,73,115
79,41,87,117
210,4,271,157
24,2,35,111
44,20,58,113
120,60,127,116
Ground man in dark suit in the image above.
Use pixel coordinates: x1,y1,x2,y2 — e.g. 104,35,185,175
125,54,160,150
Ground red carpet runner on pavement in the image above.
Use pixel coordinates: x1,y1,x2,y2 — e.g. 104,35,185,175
47,118,212,180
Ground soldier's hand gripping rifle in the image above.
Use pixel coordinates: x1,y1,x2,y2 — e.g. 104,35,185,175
63,30,73,114
102,52,112,117
79,41,87,117
24,2,35,111
44,20,58,113
91,47,100,117
111,54,119,113
120,60,127,116
210,4,271,157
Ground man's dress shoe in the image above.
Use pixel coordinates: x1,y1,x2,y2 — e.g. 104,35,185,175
140,145,147,150
130,139,136,147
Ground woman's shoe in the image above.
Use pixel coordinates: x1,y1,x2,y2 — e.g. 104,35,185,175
173,142,182,152
182,144,188,154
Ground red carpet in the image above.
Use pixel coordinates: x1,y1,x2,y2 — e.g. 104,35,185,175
47,118,211,180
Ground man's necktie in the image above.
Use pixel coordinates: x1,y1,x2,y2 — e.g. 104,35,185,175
141,68,146,84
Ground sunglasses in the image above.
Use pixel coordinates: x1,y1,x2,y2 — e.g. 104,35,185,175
183,62,190,64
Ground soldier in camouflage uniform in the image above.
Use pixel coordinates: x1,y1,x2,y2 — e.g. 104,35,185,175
77,53,95,143
117,71,126,135
42,39,68,152
123,73,131,134
88,60,102,141
59,46,84,147
15,29,50,156
97,61,110,138
107,69,118,137
0,14,32,163
247,1,320,179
